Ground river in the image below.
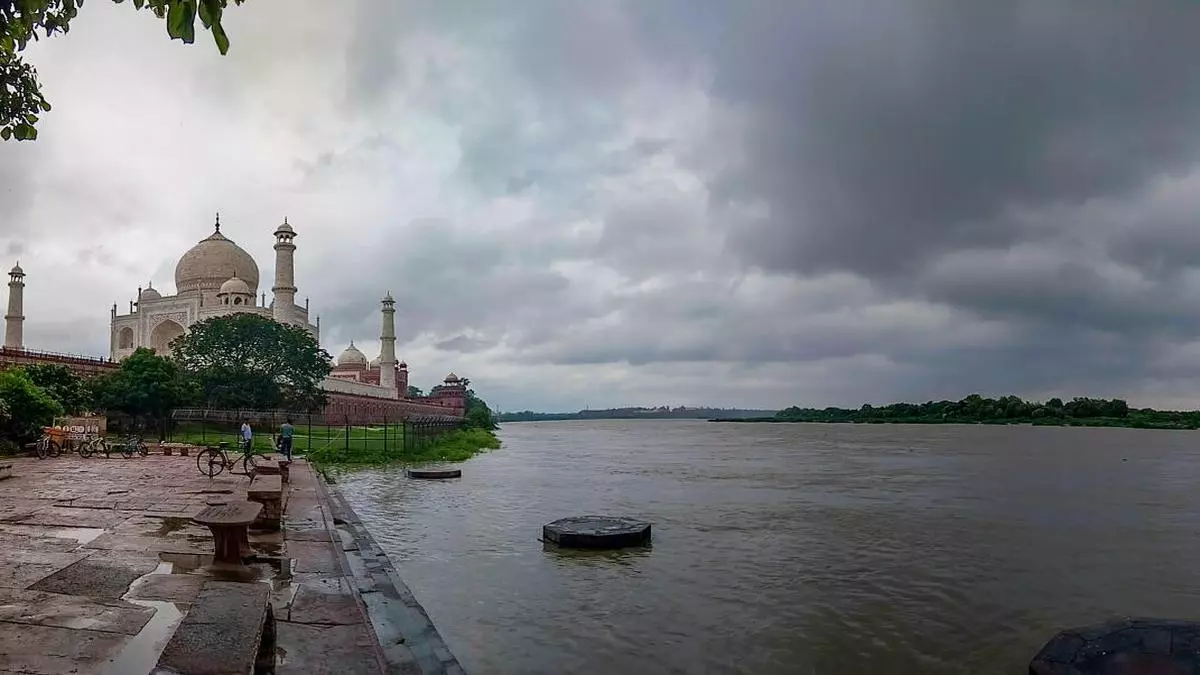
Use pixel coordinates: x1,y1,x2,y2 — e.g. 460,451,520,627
337,419,1200,674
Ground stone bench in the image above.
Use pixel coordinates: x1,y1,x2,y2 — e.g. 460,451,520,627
153,580,275,675
192,502,262,566
0,463,12,480
253,460,291,484
247,475,283,531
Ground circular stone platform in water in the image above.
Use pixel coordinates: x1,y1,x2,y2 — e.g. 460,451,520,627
542,516,652,549
1030,618,1200,674
405,468,462,479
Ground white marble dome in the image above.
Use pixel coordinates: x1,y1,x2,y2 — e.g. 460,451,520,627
139,285,161,301
175,226,260,295
337,341,368,367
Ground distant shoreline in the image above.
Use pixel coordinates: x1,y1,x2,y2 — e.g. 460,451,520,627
709,417,1197,430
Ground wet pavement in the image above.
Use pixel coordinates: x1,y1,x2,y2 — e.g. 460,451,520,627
0,452,460,674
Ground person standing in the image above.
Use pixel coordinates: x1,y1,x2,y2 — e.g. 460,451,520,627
239,419,252,451
278,418,294,461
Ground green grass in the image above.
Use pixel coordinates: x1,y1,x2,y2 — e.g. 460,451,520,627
168,422,501,472
308,427,501,470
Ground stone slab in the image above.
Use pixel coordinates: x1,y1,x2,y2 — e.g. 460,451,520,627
287,540,341,575
0,588,154,635
155,581,271,675
288,585,363,625
276,622,382,675
30,555,159,599
0,622,127,674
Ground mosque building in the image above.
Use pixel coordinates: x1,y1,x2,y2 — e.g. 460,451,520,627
0,215,466,419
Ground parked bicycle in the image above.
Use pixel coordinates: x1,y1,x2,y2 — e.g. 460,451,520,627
77,435,131,459
34,427,64,459
195,438,268,478
120,435,149,457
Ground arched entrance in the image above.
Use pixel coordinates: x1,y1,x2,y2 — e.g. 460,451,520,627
149,320,185,355
117,327,134,349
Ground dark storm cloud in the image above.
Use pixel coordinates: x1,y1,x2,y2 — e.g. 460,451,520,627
701,1,1200,278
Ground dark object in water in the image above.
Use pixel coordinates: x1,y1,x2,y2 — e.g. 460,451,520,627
543,516,652,549
1029,617,1200,674
406,468,462,479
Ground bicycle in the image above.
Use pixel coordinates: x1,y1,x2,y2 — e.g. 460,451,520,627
120,435,149,457
77,435,130,459
34,429,62,459
195,438,268,478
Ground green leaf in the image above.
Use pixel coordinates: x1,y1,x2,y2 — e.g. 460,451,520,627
133,0,145,7
13,124,36,141
198,0,221,29
24,114,37,125
0,128,11,141
212,21,229,55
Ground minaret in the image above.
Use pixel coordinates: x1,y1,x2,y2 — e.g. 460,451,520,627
272,218,297,324
379,292,397,391
4,262,25,349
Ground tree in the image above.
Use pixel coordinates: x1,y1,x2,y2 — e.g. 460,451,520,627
2,0,244,141
406,385,424,398
21,362,91,414
171,314,331,410
91,347,197,423
0,367,63,441
462,389,498,430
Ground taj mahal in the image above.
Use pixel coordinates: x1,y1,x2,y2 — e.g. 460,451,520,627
1,215,468,418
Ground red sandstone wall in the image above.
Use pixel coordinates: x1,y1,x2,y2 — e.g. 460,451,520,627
0,347,117,378
319,391,464,425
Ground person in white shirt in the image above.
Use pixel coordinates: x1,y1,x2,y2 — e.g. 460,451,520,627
240,420,253,450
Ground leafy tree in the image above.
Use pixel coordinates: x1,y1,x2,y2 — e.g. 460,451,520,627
91,347,198,423
406,385,424,398
21,362,91,413
2,0,243,141
0,368,62,441
462,389,497,430
171,314,332,410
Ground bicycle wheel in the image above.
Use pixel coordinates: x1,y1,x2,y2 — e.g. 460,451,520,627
137,442,149,457
119,441,134,459
35,438,47,460
241,453,261,476
78,439,94,458
47,440,61,458
196,448,225,478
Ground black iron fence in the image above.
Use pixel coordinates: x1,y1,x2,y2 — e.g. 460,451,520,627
164,408,462,458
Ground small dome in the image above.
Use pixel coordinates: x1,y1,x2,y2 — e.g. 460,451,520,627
9,262,23,276
218,275,252,296
275,218,295,236
444,372,460,383
369,356,381,368
337,341,368,367
140,285,162,301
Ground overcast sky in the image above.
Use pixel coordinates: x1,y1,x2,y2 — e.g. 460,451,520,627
6,1,1200,412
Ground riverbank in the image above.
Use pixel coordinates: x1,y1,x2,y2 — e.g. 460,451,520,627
0,452,463,674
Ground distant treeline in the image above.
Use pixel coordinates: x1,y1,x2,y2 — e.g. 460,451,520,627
497,406,777,422
717,395,1200,430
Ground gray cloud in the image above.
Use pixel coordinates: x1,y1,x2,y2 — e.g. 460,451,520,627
9,0,1200,411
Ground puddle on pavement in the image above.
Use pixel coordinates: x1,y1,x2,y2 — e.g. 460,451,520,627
0,523,106,545
97,551,298,673
97,563,185,675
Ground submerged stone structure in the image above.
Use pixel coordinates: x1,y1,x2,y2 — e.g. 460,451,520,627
543,516,653,549
1029,617,1200,674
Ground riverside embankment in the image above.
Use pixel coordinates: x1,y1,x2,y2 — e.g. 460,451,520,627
0,452,462,674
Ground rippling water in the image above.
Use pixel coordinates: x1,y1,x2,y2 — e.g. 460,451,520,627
337,419,1200,674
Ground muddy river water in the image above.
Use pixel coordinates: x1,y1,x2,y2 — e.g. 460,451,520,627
339,419,1200,674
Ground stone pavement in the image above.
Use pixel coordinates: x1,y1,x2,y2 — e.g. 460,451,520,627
0,451,464,674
